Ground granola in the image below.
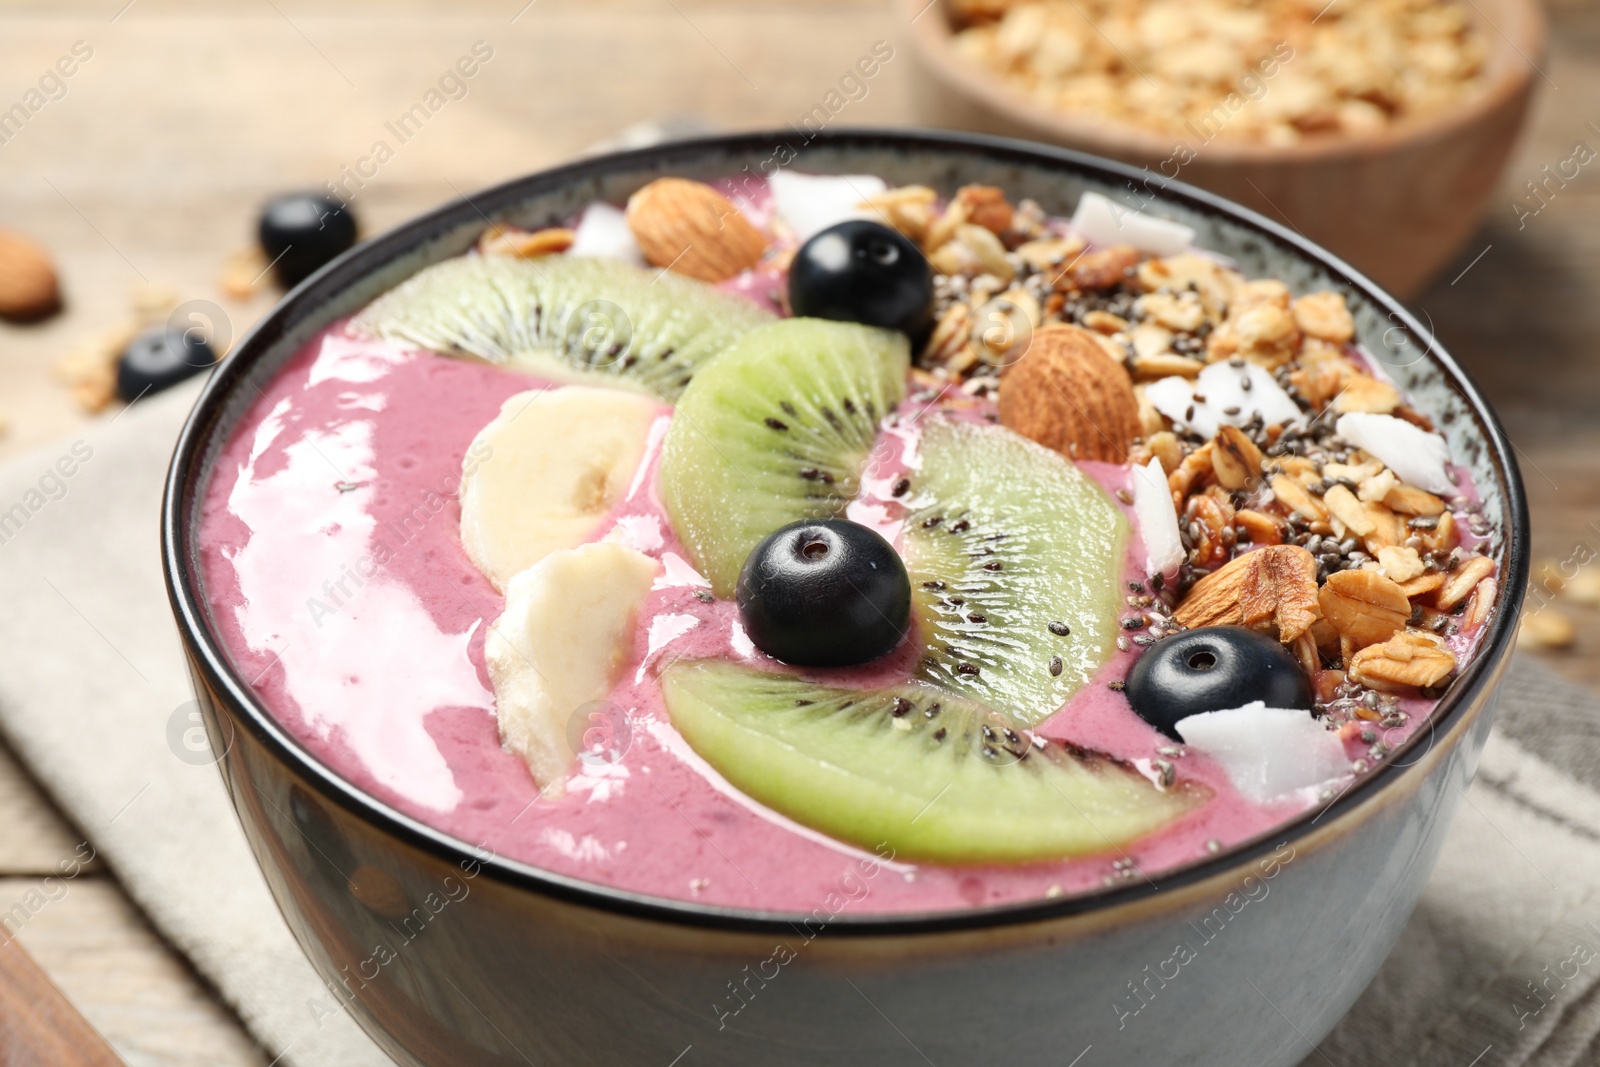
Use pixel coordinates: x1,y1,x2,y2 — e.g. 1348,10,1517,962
947,0,1489,144
876,179,1499,745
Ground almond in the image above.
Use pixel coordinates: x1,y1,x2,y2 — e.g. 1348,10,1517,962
998,324,1141,462
1348,630,1455,691
0,230,61,321
1318,569,1410,649
1173,544,1320,643
625,178,765,283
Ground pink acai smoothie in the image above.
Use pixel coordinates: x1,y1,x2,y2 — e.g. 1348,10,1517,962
197,184,1492,915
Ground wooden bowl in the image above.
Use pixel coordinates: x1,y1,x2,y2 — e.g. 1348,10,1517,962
903,0,1545,296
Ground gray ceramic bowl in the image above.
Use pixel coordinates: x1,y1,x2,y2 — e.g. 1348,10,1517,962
162,130,1529,1067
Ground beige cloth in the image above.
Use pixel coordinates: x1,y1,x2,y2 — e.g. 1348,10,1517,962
0,381,1596,1067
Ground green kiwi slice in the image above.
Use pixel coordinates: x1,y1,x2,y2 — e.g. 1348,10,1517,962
658,318,909,597
662,660,1199,864
904,418,1128,725
350,254,772,400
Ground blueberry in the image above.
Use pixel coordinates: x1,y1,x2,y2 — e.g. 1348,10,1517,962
788,220,934,344
1124,626,1313,740
736,518,911,667
115,327,216,402
258,193,358,289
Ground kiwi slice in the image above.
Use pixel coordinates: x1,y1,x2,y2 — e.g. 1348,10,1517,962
659,318,909,597
662,660,1199,864
350,255,772,400
904,418,1128,725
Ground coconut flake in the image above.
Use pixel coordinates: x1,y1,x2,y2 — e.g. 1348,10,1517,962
1132,458,1183,577
1070,191,1194,256
1334,413,1454,495
1174,702,1349,803
1145,360,1301,439
569,202,645,266
768,171,888,242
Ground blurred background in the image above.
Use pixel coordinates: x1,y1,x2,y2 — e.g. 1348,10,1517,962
0,0,1596,1060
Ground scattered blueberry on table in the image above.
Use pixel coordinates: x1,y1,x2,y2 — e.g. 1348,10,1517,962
258,193,359,289
115,327,216,402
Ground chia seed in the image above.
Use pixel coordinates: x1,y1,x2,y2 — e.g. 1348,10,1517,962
1048,621,1071,636
1049,656,1063,676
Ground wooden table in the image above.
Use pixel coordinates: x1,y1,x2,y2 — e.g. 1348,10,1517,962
0,0,1595,1059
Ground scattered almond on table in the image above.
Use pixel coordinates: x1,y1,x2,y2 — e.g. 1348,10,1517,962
0,229,62,322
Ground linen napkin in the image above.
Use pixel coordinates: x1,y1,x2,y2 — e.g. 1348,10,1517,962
0,380,1596,1067
0,380,389,1066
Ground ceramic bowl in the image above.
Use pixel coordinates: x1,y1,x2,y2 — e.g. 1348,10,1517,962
161,129,1529,1067
901,0,1545,297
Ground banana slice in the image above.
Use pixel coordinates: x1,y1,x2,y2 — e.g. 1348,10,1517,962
460,386,662,590
486,542,659,794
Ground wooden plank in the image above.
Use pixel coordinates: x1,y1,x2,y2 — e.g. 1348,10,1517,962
0,877,268,1067
0,934,123,1066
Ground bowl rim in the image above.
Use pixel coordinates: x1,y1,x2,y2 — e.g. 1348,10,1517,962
900,0,1547,165
161,127,1530,937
